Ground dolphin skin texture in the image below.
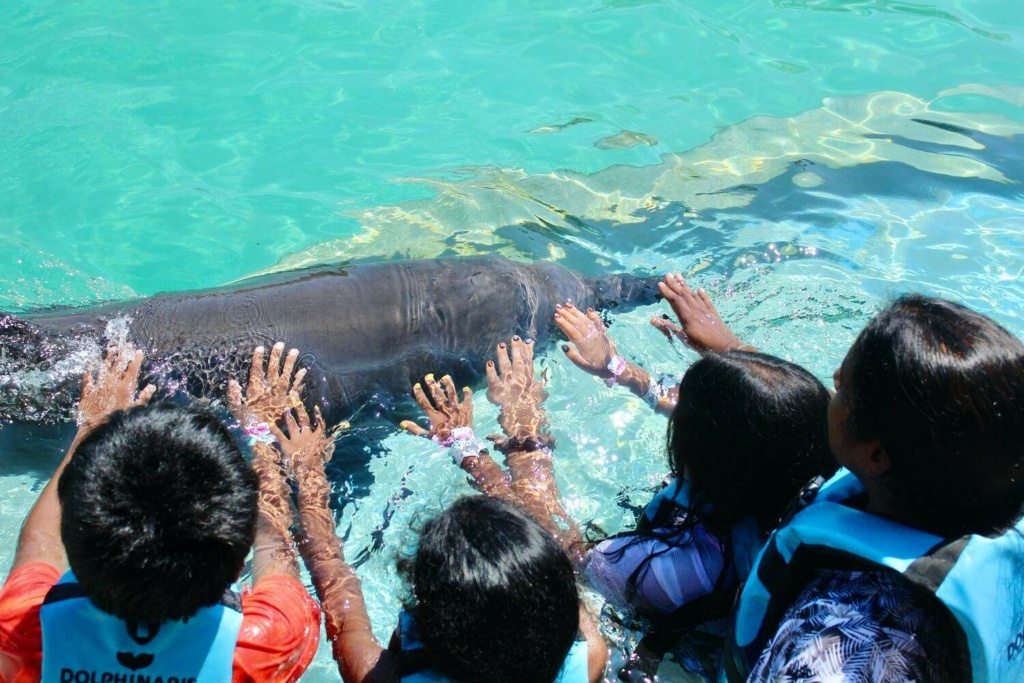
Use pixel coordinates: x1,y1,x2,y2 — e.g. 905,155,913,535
1,257,660,425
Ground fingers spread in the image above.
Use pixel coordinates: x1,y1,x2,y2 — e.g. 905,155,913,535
295,403,311,430
425,374,448,409
124,350,144,388
485,361,502,403
441,375,459,407
138,384,157,405
510,337,526,373
495,342,512,378
290,367,307,396
279,348,299,390
412,382,438,415
266,342,285,386
283,408,300,437
650,316,684,341
563,304,592,337
247,346,266,389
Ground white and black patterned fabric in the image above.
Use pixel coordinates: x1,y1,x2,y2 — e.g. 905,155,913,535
748,569,957,683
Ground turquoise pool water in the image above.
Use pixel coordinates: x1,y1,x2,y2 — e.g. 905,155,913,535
2,0,1024,680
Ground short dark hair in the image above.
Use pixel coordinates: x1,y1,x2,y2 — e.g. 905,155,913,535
844,294,1024,536
406,496,579,683
59,403,258,623
669,351,835,535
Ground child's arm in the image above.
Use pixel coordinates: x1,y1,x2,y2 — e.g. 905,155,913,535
13,347,155,572
555,304,677,416
227,343,304,582
273,406,398,683
486,337,587,565
400,374,518,504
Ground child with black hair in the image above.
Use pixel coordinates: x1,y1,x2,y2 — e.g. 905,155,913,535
550,284,835,678
0,344,320,683
553,289,836,611
728,295,1024,683
259,337,608,683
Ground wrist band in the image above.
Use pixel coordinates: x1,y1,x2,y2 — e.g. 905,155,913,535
449,437,486,466
245,422,276,446
605,355,628,387
657,373,680,391
642,379,660,408
494,435,556,454
433,425,476,448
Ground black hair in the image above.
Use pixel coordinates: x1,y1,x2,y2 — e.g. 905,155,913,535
843,294,1024,537
668,351,835,536
403,496,579,683
59,402,258,624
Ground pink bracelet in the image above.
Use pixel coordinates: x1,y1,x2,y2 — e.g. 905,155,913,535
604,355,628,387
245,422,276,445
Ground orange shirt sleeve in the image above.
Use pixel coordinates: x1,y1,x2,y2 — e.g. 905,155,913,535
0,562,62,683
233,574,322,683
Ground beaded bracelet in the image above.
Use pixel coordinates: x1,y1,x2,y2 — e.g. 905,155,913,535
494,434,556,454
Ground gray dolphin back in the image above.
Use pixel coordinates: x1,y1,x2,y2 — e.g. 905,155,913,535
1,257,661,424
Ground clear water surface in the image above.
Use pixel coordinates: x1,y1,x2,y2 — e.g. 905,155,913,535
1,1,1023,680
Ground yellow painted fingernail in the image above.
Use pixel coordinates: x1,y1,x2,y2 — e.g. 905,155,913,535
425,374,434,381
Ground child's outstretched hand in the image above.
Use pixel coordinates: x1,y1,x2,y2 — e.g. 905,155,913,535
554,302,620,379
228,342,307,430
271,402,335,472
485,336,549,442
78,346,157,431
652,274,753,354
400,373,475,442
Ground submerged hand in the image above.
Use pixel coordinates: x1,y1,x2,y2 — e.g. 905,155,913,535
78,346,156,431
228,342,307,428
271,403,335,472
485,336,549,441
653,274,750,354
400,374,475,442
554,302,619,378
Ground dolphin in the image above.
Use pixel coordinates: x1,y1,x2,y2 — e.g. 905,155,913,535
1,257,659,426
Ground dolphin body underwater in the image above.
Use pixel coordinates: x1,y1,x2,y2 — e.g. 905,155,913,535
0,257,660,428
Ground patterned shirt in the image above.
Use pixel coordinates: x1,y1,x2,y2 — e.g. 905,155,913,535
748,569,960,683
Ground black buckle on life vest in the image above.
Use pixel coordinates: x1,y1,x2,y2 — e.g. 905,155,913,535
778,476,824,527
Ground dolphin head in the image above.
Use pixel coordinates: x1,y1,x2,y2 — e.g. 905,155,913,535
585,272,662,311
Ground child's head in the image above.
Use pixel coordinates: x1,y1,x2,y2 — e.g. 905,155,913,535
669,352,834,534
832,294,1024,536
59,403,258,623
407,496,579,683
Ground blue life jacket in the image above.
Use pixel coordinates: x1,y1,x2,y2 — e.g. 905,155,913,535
721,469,1024,683
40,571,243,683
394,610,589,683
